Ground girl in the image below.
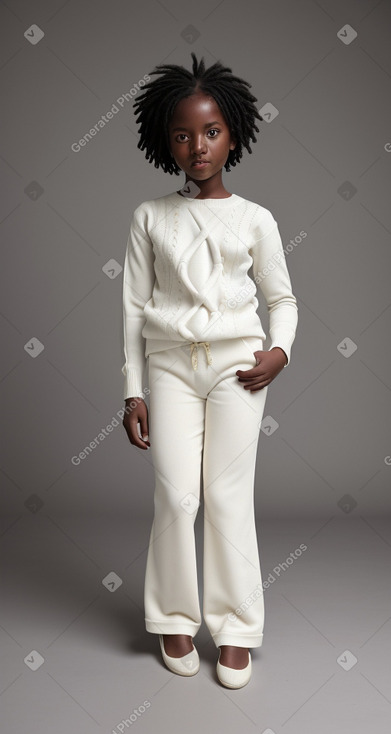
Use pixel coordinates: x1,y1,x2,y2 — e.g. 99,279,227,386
121,53,298,689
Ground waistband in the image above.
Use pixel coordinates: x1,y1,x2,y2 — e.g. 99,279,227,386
145,335,264,369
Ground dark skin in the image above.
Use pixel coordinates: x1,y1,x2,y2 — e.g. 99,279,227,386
123,91,287,669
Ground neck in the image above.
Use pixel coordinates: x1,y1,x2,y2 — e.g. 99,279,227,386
183,171,230,199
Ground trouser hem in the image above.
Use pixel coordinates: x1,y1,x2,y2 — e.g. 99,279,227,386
212,632,263,648
145,619,201,636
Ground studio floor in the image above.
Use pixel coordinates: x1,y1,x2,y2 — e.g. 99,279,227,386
1,515,390,734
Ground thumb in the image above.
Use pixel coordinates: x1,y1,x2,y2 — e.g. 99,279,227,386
140,417,149,442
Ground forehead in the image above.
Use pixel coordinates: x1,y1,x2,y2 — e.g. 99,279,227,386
168,93,225,127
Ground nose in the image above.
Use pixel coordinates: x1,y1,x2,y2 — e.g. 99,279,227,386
191,135,207,155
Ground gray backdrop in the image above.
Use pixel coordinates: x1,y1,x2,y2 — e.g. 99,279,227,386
1,1,391,733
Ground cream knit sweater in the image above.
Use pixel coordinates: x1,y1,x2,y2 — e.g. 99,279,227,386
122,191,298,400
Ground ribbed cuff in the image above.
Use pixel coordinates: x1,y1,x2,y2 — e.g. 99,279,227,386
123,367,144,400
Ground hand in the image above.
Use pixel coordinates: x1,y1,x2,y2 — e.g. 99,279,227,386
122,397,151,449
236,347,288,392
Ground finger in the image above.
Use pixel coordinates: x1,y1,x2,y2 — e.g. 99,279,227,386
236,366,260,376
130,420,149,448
243,382,266,391
237,370,266,380
140,419,150,446
245,376,271,390
132,435,150,449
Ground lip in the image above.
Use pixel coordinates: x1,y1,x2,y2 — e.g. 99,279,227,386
191,160,210,167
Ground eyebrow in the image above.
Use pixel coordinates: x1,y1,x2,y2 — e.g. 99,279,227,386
171,120,222,132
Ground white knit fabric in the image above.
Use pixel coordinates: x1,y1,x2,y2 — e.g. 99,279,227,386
122,191,298,400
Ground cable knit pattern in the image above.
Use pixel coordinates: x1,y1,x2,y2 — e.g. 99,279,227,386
122,191,298,399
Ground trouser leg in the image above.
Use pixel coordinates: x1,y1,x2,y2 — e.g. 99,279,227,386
144,347,204,637
201,338,269,648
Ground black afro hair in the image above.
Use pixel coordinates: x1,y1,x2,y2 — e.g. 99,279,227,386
133,52,264,174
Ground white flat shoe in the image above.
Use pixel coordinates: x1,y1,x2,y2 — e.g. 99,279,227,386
159,634,200,676
216,649,252,688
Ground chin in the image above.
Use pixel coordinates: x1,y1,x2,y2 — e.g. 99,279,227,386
187,168,213,178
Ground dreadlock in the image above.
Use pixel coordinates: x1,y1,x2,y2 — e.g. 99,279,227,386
133,52,264,175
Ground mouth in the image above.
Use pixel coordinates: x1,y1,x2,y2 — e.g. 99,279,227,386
191,161,210,168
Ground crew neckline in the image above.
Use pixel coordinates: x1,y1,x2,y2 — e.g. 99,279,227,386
172,191,243,207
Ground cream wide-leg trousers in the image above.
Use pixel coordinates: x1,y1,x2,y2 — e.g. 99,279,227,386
144,336,269,648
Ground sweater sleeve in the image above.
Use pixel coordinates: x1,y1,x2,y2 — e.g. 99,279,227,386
121,204,155,400
249,211,298,367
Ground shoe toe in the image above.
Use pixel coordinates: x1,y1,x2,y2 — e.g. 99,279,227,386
159,635,200,676
216,651,252,689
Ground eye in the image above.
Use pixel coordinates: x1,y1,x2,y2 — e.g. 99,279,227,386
174,129,220,142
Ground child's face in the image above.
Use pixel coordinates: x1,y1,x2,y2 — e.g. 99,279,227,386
167,91,236,181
